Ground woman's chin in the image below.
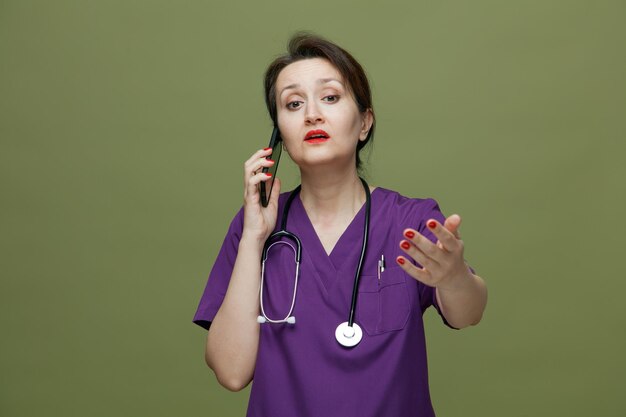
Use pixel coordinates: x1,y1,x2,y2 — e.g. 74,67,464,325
294,154,356,173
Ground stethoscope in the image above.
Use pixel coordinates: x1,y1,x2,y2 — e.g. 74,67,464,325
257,178,371,348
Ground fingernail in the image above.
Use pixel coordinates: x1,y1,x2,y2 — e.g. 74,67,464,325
265,173,272,177
396,257,405,265
404,230,415,239
264,147,272,151
427,221,437,229
401,241,410,250
266,158,275,163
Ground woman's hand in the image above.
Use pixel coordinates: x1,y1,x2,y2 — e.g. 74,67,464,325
396,214,487,328
396,214,472,290
242,147,282,243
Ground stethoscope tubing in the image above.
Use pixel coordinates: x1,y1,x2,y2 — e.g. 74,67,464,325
259,241,300,324
259,190,303,324
347,177,371,327
259,178,371,346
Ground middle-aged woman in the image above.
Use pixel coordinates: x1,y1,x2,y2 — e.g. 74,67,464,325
193,33,488,417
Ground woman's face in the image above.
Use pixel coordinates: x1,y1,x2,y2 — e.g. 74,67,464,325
275,58,372,171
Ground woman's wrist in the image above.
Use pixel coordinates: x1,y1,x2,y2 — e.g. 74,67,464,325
436,267,477,294
240,231,267,251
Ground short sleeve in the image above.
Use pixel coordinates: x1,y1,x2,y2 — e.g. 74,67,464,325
411,198,459,330
192,207,244,330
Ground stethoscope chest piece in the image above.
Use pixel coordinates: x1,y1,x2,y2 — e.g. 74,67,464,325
335,322,363,348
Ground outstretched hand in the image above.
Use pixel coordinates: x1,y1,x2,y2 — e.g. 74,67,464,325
396,214,472,290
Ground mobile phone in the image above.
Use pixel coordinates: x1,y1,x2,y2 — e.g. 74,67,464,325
259,126,282,207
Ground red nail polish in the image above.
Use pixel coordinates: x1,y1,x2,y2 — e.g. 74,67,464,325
264,147,272,151
401,241,410,250
404,230,415,239
265,173,272,177
266,158,274,163
427,221,437,229
397,257,405,265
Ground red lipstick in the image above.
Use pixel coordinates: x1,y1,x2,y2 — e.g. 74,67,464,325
304,129,330,144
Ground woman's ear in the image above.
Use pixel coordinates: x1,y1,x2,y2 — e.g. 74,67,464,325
359,109,374,141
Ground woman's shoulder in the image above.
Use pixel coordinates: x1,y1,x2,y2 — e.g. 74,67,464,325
372,187,443,230
370,186,443,227
372,186,441,210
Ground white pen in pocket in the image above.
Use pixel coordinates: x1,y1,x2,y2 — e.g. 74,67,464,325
378,255,385,281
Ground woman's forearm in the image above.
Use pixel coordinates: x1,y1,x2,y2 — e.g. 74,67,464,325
436,271,487,329
205,234,264,391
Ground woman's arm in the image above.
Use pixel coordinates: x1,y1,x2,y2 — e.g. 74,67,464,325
435,270,487,329
204,147,281,391
396,214,488,329
205,235,264,391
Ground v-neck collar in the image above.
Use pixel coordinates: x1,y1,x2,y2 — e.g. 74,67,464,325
289,188,378,291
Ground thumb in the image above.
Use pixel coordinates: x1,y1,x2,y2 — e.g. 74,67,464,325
268,177,281,208
443,214,462,239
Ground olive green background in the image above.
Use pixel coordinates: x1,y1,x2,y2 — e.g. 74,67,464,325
1,1,624,416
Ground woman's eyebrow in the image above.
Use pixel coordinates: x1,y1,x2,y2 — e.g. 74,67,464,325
318,78,343,86
279,78,344,97
280,84,299,96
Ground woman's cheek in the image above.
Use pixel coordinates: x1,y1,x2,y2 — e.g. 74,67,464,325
278,116,300,139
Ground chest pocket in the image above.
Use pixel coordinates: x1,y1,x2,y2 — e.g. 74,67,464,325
356,266,411,336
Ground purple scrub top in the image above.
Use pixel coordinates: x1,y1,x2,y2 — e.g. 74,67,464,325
193,187,455,417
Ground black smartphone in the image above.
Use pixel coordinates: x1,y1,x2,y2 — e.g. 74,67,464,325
259,126,282,207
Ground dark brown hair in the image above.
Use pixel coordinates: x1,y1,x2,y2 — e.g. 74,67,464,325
264,33,375,170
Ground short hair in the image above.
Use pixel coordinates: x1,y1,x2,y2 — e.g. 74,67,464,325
263,33,375,171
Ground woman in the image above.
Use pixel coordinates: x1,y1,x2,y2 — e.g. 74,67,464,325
193,33,487,417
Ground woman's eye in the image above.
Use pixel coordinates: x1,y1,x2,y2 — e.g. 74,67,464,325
286,101,302,110
322,95,340,103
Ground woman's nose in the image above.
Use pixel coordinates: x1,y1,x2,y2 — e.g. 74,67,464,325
304,103,323,124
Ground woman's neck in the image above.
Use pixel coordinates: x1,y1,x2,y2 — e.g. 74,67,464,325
298,166,367,223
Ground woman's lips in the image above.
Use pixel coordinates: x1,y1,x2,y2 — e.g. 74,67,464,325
304,129,330,143
305,138,329,144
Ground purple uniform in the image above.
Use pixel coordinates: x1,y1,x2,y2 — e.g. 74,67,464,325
193,187,454,417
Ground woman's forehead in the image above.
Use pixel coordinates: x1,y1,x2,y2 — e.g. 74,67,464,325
276,58,345,90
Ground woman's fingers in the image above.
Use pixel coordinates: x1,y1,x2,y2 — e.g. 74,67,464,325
240,147,281,241
244,147,273,168
401,227,444,263
244,148,274,176
399,218,463,267
397,215,468,287
247,155,275,175
399,239,439,269
243,147,275,196
245,171,274,200
396,256,435,286
443,214,462,239
423,219,462,253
